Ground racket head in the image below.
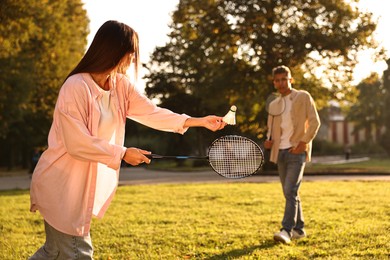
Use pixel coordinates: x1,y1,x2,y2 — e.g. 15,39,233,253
207,135,264,179
266,93,285,116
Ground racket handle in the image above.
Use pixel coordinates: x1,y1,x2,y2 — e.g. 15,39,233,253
145,154,206,160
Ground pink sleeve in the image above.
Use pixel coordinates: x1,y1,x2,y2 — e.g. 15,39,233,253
125,82,191,134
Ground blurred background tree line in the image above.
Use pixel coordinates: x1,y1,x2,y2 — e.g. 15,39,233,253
0,0,89,169
0,0,388,170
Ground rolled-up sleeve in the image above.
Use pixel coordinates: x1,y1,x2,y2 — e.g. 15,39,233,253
125,82,190,134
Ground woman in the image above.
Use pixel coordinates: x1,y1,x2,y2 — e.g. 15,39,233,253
29,20,226,259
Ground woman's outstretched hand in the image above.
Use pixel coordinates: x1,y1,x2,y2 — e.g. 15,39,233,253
184,116,227,132
203,115,227,131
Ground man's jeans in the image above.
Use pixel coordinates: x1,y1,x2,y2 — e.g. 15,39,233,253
277,149,306,232
29,221,93,260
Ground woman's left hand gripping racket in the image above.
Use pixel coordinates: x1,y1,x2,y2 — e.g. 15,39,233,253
146,135,264,179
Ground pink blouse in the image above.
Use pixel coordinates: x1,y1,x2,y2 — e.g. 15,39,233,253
30,73,190,236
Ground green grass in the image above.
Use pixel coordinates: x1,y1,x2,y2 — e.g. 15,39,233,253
2,158,390,177
145,158,390,174
306,158,390,174
1,181,389,259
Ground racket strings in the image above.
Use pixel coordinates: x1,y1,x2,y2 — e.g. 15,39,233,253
266,94,286,116
208,136,264,178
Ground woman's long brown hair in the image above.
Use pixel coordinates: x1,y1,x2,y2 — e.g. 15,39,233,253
66,20,139,80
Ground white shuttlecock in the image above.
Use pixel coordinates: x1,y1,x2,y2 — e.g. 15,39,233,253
223,105,237,125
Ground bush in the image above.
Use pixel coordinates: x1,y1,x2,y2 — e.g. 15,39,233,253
350,141,387,157
312,139,388,157
312,139,344,156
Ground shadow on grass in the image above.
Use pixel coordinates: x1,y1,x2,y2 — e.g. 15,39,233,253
204,239,277,260
0,189,29,196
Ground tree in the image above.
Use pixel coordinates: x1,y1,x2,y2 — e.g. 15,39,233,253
347,73,384,141
348,60,390,155
0,0,89,168
144,0,380,150
378,59,390,154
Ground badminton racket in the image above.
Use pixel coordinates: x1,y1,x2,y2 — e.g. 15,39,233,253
145,135,264,179
265,93,286,140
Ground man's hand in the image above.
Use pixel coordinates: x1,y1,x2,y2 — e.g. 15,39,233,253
264,140,273,150
290,141,307,154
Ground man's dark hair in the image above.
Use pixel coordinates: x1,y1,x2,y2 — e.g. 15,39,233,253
272,65,292,78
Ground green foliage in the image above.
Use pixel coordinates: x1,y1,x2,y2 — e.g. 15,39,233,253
347,61,390,155
144,0,379,142
1,182,389,259
350,141,387,156
313,138,387,158
312,138,344,155
347,73,384,135
379,59,390,153
0,0,89,168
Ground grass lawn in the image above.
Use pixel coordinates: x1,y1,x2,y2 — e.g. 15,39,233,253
0,181,389,259
305,158,390,174
143,157,390,174
2,158,390,177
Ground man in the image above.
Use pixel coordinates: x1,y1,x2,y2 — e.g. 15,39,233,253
264,65,320,243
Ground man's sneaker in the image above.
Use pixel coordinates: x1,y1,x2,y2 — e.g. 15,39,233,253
292,229,307,240
273,229,291,244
